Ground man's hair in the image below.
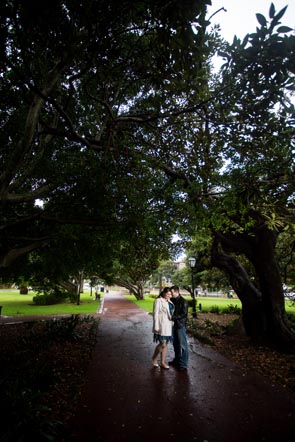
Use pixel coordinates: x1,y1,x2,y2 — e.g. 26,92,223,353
170,285,179,292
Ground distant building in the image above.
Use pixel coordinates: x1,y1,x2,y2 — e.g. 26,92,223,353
175,261,186,270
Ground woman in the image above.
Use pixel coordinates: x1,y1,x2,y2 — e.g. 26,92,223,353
152,287,174,369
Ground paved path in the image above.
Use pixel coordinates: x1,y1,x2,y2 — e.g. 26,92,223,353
65,291,295,442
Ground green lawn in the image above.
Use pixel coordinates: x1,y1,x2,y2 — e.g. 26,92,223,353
1,291,294,317
125,294,295,314
0,290,101,316
125,294,243,313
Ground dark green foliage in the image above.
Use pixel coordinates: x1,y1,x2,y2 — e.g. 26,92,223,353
148,294,158,299
0,0,210,303
0,0,208,270
0,316,99,441
209,305,220,314
32,287,69,305
186,317,214,345
223,304,241,315
183,3,295,348
287,313,295,334
41,315,89,342
2,0,295,349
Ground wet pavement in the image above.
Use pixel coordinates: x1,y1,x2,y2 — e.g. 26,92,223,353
66,291,295,442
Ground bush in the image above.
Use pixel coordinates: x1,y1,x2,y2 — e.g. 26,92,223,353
203,318,222,336
287,312,295,333
0,316,99,441
186,317,214,345
223,304,241,314
33,287,69,305
209,305,220,314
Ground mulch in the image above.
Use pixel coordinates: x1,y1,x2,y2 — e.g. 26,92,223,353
193,312,295,394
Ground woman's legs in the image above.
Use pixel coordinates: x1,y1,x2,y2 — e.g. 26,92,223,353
152,341,169,367
160,342,168,367
152,343,162,365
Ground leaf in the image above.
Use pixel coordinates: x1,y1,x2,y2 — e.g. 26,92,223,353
241,34,249,48
256,13,267,27
217,50,229,59
269,3,275,19
274,6,288,23
277,26,293,33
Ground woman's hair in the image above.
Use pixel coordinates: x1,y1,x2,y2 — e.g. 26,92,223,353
159,287,171,298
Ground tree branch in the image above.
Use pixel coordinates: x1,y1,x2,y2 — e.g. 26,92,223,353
0,240,49,268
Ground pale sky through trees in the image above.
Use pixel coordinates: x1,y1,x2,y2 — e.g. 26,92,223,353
207,0,295,42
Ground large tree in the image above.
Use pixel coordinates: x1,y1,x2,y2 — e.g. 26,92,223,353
4,1,295,352
209,5,295,350
0,0,209,268
162,4,295,350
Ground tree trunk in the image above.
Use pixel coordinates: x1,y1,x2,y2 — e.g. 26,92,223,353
137,283,145,300
211,238,265,337
113,278,145,300
250,227,295,351
60,280,76,296
75,271,84,305
214,223,295,352
19,285,29,294
128,283,145,300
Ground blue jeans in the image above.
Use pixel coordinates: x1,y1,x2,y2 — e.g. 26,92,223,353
173,327,188,368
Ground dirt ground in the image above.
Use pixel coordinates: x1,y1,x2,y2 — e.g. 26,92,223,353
193,312,295,394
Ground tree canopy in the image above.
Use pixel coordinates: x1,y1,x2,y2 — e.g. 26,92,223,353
172,4,295,349
0,0,209,267
2,1,295,350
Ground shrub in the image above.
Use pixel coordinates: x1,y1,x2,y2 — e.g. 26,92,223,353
203,318,221,336
209,305,220,314
0,316,99,441
186,317,214,345
287,313,295,333
33,287,69,305
223,304,241,314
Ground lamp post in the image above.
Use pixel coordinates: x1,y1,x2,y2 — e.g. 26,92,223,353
188,256,197,318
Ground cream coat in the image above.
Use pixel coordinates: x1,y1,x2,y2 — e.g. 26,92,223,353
152,297,174,337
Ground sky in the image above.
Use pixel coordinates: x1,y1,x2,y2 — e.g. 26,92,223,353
206,0,295,42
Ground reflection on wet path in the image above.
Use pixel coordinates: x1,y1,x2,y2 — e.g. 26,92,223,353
68,291,295,442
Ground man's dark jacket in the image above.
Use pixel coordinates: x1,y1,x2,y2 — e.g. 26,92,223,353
171,295,188,329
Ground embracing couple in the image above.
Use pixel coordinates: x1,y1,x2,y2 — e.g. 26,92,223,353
152,285,188,372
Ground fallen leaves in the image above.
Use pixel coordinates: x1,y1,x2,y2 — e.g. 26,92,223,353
193,313,295,394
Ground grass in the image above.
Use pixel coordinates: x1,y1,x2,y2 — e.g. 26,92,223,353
125,293,295,314
1,290,294,317
0,290,101,316
125,294,243,313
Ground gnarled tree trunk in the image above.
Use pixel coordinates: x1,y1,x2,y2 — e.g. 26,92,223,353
213,224,295,352
113,278,145,300
250,227,295,351
211,237,265,337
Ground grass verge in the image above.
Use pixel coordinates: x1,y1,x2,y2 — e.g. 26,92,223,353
125,293,295,314
0,290,100,316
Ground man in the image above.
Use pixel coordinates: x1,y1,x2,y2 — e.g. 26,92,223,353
170,285,189,371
